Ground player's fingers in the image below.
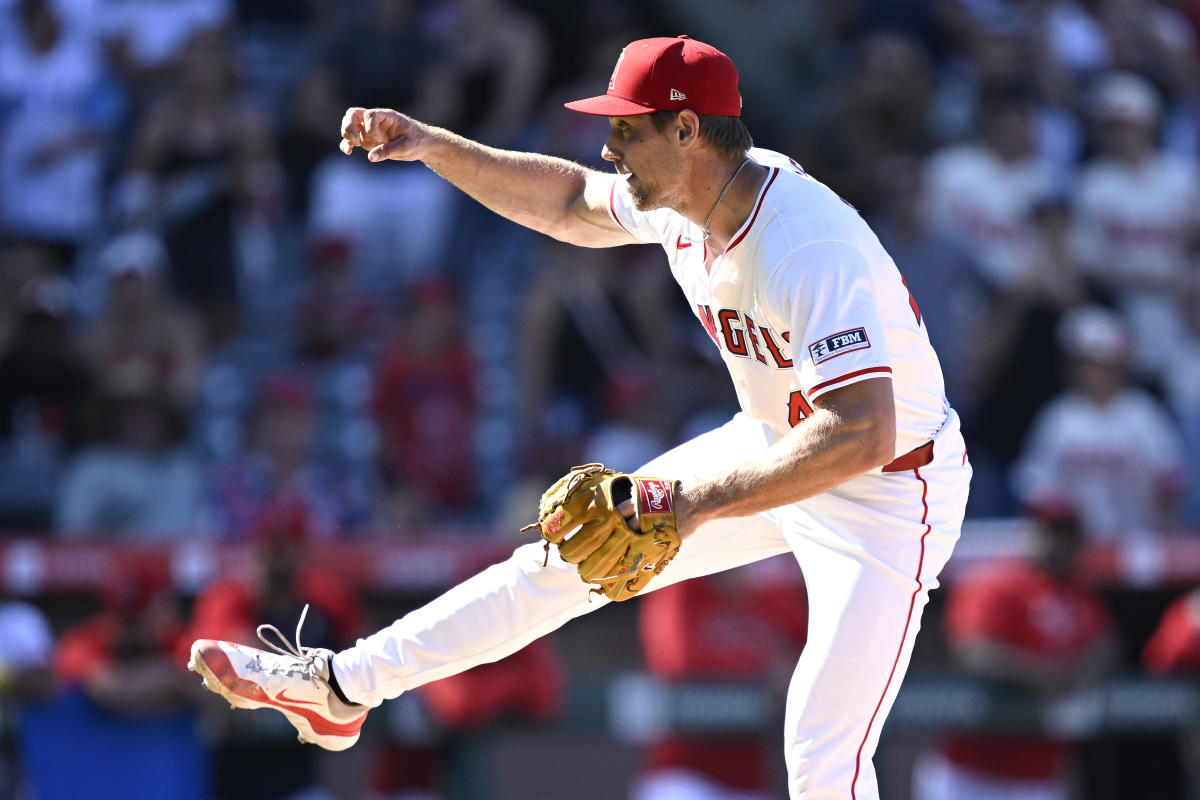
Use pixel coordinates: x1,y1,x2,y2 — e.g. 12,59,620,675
363,107,397,141
577,531,634,583
615,499,638,530
557,518,618,564
340,107,366,149
367,143,392,162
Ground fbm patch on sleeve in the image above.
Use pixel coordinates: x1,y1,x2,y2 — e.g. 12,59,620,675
809,327,870,364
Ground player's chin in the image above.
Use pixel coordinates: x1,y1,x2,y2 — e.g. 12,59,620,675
629,183,657,211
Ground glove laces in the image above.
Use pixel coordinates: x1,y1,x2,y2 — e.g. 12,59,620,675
255,604,327,682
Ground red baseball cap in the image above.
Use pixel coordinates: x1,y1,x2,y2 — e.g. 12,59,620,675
565,36,742,117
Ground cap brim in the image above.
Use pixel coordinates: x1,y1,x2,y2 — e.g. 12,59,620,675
563,94,658,116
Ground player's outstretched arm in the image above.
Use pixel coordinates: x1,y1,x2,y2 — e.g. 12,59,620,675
339,107,636,249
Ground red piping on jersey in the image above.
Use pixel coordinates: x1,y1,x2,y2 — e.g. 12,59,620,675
724,167,779,252
609,180,634,236
850,467,931,799
808,366,892,396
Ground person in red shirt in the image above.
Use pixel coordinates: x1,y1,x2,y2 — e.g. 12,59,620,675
632,555,808,800
371,277,477,518
1144,588,1200,675
912,499,1118,800
56,560,194,715
183,500,366,800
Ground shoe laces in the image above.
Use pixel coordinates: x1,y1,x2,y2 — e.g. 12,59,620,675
255,604,327,683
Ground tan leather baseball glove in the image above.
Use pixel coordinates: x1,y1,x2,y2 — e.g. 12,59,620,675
523,464,681,601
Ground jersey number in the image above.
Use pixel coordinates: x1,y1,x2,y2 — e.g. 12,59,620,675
788,390,814,427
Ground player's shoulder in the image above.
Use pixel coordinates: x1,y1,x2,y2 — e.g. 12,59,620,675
746,148,870,252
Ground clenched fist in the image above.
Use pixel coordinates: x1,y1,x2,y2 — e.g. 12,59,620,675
339,107,431,162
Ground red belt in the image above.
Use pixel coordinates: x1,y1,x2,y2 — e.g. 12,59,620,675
882,441,933,473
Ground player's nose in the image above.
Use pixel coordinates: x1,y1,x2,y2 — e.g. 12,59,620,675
601,143,620,163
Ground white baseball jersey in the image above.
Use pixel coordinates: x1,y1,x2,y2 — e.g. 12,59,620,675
922,144,1058,289
1014,388,1186,539
1072,153,1200,284
607,147,948,462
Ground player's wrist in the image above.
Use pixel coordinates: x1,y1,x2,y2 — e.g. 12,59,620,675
673,481,714,539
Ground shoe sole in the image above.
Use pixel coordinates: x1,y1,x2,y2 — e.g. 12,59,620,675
188,639,364,751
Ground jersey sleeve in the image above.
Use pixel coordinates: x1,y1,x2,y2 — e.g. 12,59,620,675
766,240,893,400
605,176,672,244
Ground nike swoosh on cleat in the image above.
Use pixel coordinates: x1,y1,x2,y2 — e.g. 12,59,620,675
275,689,320,706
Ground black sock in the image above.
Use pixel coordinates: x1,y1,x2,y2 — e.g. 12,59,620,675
326,663,362,707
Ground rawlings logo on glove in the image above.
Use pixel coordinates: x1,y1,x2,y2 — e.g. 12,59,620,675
522,464,682,601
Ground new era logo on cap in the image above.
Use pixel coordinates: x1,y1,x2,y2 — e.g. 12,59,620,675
809,328,871,364
670,88,686,101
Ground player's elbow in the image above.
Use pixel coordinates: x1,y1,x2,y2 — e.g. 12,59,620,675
858,413,897,471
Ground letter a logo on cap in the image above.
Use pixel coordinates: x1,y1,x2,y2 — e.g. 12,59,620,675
608,48,627,91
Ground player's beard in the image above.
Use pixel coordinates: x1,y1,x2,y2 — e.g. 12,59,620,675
627,173,662,211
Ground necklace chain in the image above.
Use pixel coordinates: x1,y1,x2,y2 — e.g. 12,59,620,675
690,157,751,244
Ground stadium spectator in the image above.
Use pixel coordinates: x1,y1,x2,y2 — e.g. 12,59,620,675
0,0,117,254
912,499,1117,800
923,87,1061,292
55,562,193,714
306,150,457,297
0,277,89,526
1094,0,1199,96
100,0,232,99
371,278,476,518
959,196,1098,516
35,564,205,800
631,557,808,800
1013,305,1187,540
1071,71,1200,379
0,597,53,797
114,29,281,340
815,30,936,212
209,370,372,539
184,500,366,800
55,374,206,540
414,0,550,147
81,231,204,410
294,235,381,362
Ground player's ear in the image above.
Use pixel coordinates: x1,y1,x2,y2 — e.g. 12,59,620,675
676,110,700,147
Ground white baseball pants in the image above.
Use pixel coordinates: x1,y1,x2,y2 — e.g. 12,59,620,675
333,409,971,800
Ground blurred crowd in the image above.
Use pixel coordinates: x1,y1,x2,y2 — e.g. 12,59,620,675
2,0,1200,541
1,0,1200,543
4,0,1200,797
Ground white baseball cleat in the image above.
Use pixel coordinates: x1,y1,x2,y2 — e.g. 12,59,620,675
188,605,368,751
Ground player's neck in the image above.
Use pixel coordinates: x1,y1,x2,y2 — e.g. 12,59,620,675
685,158,769,254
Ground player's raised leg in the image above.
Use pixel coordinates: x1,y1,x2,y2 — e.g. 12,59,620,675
331,413,791,707
192,414,790,744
